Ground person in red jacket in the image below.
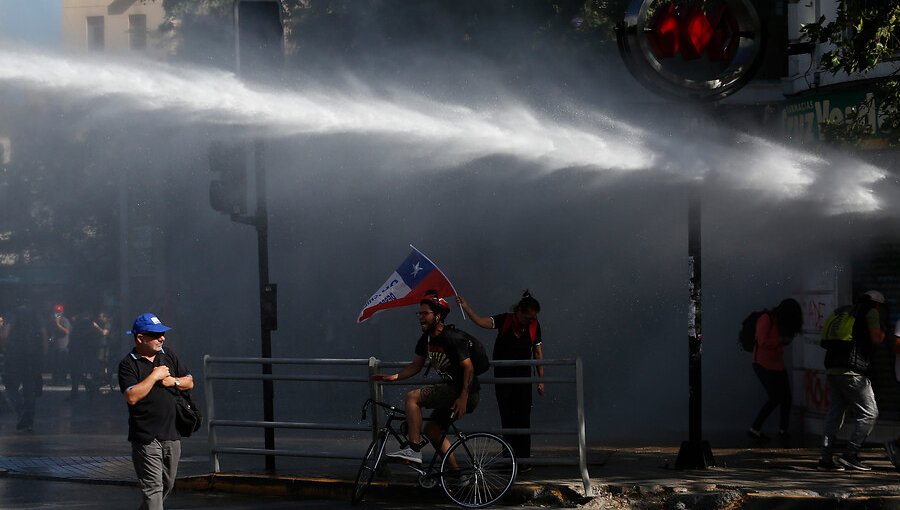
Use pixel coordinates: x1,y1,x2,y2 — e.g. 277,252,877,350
747,298,803,442
457,290,543,467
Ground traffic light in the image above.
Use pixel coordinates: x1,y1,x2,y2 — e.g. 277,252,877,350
208,141,248,216
235,0,284,77
261,284,277,331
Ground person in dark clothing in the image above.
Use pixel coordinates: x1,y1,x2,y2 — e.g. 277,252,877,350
2,303,47,432
747,298,803,442
370,292,480,465
818,290,885,472
457,290,544,464
48,304,71,386
67,310,99,401
119,313,194,510
93,311,114,389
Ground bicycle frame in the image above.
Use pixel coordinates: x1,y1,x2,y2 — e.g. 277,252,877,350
362,398,466,482
354,398,517,508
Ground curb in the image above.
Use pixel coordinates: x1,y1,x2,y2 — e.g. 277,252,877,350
176,473,582,506
178,474,355,501
582,485,900,510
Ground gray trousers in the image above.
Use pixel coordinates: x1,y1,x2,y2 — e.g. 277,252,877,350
132,439,181,510
822,374,878,454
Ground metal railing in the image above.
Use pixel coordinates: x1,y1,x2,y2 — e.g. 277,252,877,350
203,355,592,496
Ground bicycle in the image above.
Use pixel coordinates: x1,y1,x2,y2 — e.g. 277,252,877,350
351,398,517,508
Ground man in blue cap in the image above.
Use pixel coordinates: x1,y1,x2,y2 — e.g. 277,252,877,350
118,313,194,510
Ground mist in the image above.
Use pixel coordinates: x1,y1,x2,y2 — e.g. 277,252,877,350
0,5,898,454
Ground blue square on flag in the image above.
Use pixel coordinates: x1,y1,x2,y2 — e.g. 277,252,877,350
358,246,456,323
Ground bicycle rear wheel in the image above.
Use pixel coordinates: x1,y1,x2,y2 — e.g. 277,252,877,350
351,431,387,505
440,432,517,508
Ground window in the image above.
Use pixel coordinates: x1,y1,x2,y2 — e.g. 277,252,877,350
86,16,104,52
129,14,147,51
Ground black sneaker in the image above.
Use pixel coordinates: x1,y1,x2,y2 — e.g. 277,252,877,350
817,455,845,471
885,441,900,472
747,428,769,440
835,453,872,471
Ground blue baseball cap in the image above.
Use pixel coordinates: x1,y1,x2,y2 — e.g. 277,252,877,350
126,313,172,335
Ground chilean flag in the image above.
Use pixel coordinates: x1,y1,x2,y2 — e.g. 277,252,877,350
357,245,458,323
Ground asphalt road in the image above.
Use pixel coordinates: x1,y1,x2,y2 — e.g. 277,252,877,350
0,478,534,509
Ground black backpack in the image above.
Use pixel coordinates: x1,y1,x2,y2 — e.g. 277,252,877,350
739,310,766,352
444,324,490,375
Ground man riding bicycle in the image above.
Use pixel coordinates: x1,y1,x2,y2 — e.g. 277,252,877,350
370,292,480,464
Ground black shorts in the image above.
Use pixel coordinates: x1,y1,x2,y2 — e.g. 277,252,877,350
419,384,480,428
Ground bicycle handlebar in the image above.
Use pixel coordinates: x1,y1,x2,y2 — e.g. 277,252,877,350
359,399,406,422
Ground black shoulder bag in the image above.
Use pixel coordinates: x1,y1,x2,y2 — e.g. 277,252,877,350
163,352,203,437
170,388,203,437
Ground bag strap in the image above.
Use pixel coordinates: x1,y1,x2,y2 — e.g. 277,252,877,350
131,352,188,399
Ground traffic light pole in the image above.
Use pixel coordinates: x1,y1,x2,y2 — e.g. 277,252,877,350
253,139,276,473
232,0,283,474
676,194,715,469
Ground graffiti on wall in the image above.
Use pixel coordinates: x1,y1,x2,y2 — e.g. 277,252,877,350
803,368,829,411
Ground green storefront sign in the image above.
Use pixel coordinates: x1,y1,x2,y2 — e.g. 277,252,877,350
781,87,892,145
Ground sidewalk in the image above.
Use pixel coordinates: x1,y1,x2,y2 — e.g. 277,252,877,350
2,386,900,508
171,446,900,508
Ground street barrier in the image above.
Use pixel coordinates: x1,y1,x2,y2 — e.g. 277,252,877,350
203,355,592,496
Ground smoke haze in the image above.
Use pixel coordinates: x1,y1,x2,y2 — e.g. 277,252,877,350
0,6,897,451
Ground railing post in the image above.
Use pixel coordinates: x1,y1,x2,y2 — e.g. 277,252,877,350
204,354,220,473
575,357,592,496
368,357,381,440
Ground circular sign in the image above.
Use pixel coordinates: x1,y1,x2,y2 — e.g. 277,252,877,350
616,0,765,101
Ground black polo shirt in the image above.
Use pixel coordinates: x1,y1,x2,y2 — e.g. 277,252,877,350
118,348,190,444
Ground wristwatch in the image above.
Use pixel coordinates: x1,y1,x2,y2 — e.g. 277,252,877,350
174,378,180,387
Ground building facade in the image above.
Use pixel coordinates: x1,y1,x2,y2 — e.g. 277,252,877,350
781,0,900,439
62,0,166,57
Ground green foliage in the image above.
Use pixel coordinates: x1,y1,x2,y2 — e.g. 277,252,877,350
803,2,900,76
158,0,627,50
574,0,631,38
161,0,233,19
801,1,900,146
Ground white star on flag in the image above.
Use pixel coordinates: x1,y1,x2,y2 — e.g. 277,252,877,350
357,245,461,323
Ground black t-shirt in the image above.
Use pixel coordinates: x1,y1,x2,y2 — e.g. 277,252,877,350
69,316,97,357
415,328,480,393
118,348,191,444
491,313,542,378
5,306,44,362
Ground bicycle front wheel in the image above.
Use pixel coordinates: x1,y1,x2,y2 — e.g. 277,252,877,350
351,431,387,505
440,432,517,508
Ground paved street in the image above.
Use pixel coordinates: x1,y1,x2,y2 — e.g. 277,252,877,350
4,382,900,508
0,478,503,509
